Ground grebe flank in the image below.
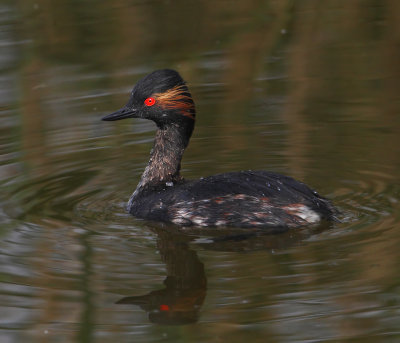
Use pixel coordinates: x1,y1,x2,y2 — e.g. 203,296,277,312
102,69,338,228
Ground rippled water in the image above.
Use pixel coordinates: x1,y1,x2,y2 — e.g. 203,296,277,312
1,1,400,342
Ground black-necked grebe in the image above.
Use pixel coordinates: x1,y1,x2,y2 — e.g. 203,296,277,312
102,69,338,228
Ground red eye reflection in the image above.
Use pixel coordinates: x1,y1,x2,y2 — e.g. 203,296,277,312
159,304,170,311
144,97,156,106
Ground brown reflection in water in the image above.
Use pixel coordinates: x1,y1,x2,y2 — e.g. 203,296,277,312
284,1,400,183
20,59,50,176
218,2,292,153
14,0,400,179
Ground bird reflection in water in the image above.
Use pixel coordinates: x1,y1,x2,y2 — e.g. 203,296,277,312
116,223,332,325
116,229,206,325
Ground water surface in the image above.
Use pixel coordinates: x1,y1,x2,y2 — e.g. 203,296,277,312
1,1,400,342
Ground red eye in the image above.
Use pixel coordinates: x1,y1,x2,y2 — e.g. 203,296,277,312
144,97,156,106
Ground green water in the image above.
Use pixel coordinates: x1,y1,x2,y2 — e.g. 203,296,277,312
1,1,400,342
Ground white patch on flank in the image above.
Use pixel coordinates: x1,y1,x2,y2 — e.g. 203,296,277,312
285,205,320,224
175,207,192,217
192,216,207,226
172,217,188,225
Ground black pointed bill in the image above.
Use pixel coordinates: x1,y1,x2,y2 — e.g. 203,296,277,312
102,107,139,121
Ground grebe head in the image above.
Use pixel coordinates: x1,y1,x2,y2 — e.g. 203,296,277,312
102,69,195,132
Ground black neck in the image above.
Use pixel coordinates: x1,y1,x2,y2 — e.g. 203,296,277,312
136,123,191,190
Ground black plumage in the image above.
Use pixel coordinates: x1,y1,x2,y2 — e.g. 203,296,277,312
102,69,338,228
